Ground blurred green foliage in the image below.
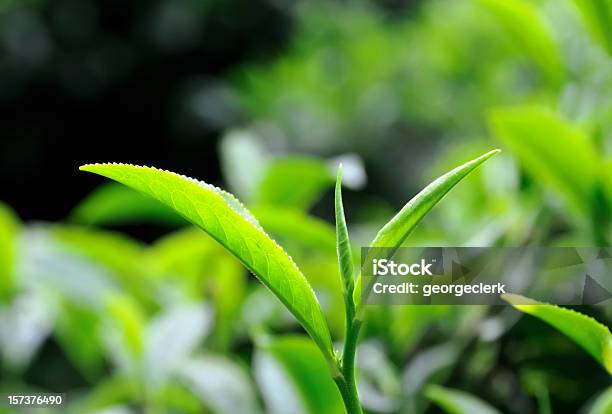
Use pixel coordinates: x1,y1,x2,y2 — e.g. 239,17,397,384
1,0,612,413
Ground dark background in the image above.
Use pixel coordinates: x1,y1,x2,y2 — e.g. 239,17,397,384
0,0,299,221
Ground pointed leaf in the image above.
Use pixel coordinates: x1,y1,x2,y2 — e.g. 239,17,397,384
79,163,334,363
369,150,499,249
354,150,500,306
502,293,612,375
335,165,354,293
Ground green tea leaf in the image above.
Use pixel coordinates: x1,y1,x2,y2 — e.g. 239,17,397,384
489,106,601,218
254,336,345,414
0,202,19,301
335,165,354,294
354,150,499,307
255,157,334,210
369,149,499,250
71,182,186,226
571,0,612,55
478,0,564,86
79,163,335,364
502,293,612,375
425,385,502,414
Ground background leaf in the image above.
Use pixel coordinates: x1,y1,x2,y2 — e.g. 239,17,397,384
254,336,345,414
219,129,269,202
425,385,502,414
253,206,337,254
143,303,212,388
478,0,565,86
571,0,612,55
255,157,335,210
180,355,261,414
489,106,602,219
588,386,612,414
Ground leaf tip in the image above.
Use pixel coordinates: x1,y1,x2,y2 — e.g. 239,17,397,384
483,148,502,159
501,293,535,308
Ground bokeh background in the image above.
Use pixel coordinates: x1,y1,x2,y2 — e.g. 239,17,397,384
1,0,611,413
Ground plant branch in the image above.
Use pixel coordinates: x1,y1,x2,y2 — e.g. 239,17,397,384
337,266,362,414
340,309,362,414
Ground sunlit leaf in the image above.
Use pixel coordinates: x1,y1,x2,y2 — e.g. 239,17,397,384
71,182,186,226
80,163,335,364
254,336,345,414
180,355,261,414
353,150,500,307
502,293,612,375
478,0,565,86
425,385,502,414
571,0,612,55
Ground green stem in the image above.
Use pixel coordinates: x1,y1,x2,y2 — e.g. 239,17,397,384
342,320,362,414
335,287,363,414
